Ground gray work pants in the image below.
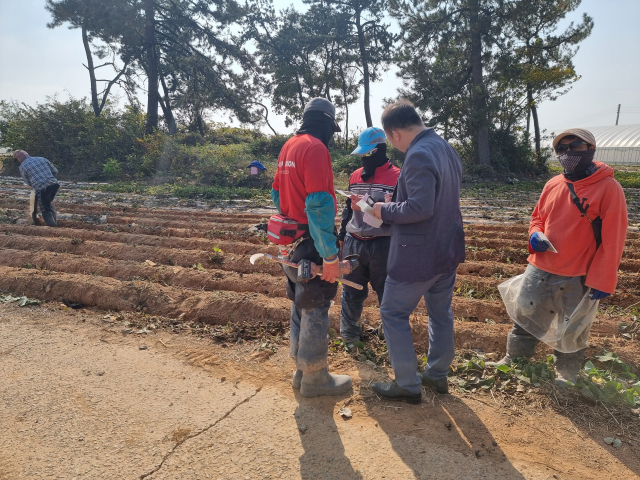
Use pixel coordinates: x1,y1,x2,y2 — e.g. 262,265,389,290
380,270,457,394
289,301,331,372
340,234,390,340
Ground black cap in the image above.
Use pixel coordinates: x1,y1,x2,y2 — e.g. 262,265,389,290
303,97,341,132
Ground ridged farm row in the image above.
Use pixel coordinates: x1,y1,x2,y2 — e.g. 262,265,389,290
1,195,639,364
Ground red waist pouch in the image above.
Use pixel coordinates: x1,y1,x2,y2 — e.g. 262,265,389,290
267,215,309,245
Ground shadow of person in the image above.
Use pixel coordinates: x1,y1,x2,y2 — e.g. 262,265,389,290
361,385,528,480
293,390,364,480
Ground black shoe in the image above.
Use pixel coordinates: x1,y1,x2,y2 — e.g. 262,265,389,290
371,381,421,404
420,373,449,394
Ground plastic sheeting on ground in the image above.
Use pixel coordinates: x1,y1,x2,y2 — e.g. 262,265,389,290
498,264,599,353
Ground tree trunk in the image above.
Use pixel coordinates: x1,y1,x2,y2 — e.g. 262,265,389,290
257,103,278,136
144,0,158,134
469,0,490,165
82,24,101,117
295,74,305,112
528,86,541,158
355,14,372,128
159,76,177,135
338,60,349,148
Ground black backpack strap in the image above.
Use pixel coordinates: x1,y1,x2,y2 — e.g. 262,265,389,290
565,182,602,249
565,182,589,217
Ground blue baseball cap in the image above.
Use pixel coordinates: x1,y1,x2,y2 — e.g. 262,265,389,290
351,127,387,155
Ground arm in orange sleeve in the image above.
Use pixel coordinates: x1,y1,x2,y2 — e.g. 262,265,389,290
585,182,628,293
527,187,548,254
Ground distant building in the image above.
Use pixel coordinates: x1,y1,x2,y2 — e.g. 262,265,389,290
586,125,640,165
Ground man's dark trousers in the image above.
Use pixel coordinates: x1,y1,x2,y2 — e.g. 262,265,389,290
380,269,457,394
35,184,59,227
340,234,390,341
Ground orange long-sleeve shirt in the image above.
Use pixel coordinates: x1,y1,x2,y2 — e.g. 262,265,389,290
528,162,628,294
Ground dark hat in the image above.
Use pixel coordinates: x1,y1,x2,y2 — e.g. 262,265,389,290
303,97,341,132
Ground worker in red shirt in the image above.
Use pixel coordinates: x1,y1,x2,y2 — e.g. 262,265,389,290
489,129,628,386
337,127,400,345
271,98,352,398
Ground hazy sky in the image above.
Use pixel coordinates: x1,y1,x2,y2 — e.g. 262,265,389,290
1,0,639,138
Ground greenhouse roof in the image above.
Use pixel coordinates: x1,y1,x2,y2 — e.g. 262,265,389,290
586,125,640,148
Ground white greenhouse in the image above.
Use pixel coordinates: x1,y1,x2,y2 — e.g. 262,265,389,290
586,125,640,165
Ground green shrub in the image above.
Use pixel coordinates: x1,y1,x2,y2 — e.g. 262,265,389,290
0,98,145,180
102,158,123,179
251,135,291,159
205,123,263,145
332,151,361,175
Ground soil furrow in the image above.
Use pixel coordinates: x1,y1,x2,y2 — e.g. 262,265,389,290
0,249,284,298
0,198,271,222
101,215,263,231
0,266,291,325
0,247,526,309
0,263,631,361
0,224,276,254
0,234,283,275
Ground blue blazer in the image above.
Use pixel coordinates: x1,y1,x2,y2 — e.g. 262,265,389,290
380,128,465,283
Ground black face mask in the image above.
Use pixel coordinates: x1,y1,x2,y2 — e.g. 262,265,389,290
297,110,335,147
361,143,389,182
559,150,596,181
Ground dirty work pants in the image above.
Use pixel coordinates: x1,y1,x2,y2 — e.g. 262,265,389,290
340,234,390,341
380,269,457,394
289,301,331,372
35,184,59,227
506,323,586,368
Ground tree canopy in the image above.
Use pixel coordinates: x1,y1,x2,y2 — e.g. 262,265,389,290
44,0,593,171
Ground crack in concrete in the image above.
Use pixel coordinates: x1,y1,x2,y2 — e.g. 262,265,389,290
139,386,263,479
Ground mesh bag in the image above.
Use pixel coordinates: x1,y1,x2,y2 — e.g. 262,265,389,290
498,264,599,353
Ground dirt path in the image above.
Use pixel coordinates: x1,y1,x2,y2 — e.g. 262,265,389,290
1,303,639,480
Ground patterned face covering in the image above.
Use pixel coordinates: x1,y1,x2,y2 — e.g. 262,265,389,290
558,149,595,172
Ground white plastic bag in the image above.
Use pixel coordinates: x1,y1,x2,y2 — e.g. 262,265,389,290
498,265,599,353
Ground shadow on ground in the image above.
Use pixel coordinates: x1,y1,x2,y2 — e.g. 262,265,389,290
293,391,364,480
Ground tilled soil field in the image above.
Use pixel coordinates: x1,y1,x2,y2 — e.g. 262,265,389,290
2,179,640,366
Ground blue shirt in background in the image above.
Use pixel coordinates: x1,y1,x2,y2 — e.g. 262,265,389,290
19,156,59,192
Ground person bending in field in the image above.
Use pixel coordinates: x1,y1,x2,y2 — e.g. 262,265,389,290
14,150,60,227
337,127,400,346
271,98,352,398
487,129,628,386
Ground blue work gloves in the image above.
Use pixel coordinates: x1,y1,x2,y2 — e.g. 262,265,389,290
590,289,611,300
529,232,548,252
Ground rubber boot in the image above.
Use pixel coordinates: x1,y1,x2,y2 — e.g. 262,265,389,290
292,369,303,389
299,367,352,398
42,210,57,227
554,349,585,387
486,325,539,367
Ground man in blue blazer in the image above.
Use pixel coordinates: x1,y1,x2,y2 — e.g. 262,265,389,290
370,100,465,404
